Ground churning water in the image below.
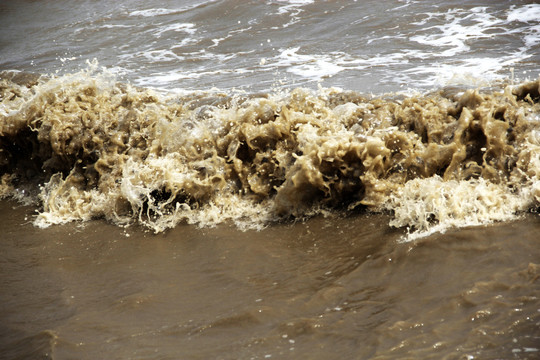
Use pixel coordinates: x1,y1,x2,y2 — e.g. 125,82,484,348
1,0,539,359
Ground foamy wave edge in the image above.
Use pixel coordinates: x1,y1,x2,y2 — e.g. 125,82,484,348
1,65,539,239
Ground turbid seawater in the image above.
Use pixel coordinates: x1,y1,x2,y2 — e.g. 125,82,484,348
1,199,539,359
1,0,540,358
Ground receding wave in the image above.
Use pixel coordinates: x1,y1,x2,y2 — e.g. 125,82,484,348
1,67,539,238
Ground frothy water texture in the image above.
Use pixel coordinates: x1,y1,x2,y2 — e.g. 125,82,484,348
1,67,539,238
1,0,540,236
1,0,539,92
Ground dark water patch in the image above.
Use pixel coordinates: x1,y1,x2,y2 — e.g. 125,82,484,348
1,330,57,360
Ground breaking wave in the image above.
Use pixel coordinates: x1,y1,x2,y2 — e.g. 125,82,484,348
1,66,539,238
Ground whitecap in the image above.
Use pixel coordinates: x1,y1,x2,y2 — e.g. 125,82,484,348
409,7,503,57
507,4,540,23
276,48,344,79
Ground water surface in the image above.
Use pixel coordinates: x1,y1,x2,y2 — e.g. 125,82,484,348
1,200,539,359
1,1,540,359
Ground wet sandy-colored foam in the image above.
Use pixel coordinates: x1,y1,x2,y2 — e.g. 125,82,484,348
1,68,539,236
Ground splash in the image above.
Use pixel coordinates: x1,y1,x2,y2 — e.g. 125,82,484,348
1,67,539,236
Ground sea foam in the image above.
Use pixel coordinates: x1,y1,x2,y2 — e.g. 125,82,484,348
1,68,539,237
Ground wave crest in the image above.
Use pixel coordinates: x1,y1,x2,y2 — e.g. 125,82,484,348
1,68,539,236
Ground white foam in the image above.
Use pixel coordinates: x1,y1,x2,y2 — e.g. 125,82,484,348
403,51,531,88
135,67,253,88
410,7,503,57
153,23,197,38
393,0,420,11
523,24,540,47
141,49,185,62
100,24,132,29
385,176,532,242
276,48,344,79
129,8,179,17
272,47,413,82
507,4,540,23
272,0,315,28
128,1,218,18
275,0,315,15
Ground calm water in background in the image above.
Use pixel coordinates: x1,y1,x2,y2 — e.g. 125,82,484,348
1,0,540,359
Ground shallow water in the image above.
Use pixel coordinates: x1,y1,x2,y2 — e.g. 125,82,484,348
1,199,539,359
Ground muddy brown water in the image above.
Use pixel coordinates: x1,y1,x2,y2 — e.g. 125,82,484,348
1,2,540,357
1,199,539,359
